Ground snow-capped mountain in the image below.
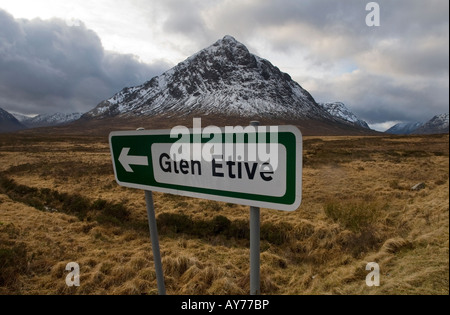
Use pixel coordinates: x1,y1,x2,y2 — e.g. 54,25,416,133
414,113,449,135
83,36,335,122
319,102,370,129
0,107,26,133
385,114,449,135
22,112,83,128
385,122,424,135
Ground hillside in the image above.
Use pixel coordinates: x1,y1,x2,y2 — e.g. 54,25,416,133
0,107,26,133
414,114,449,135
319,102,370,129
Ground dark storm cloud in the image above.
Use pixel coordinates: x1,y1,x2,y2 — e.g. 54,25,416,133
0,9,170,115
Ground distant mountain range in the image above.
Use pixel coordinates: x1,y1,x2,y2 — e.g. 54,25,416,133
18,112,83,128
386,113,449,135
0,108,82,133
385,122,425,135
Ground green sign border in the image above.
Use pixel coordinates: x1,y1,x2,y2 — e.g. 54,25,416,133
109,126,302,211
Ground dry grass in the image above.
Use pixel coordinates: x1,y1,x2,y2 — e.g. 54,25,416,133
0,133,448,295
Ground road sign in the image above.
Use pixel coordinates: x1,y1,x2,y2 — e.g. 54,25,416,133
109,125,302,211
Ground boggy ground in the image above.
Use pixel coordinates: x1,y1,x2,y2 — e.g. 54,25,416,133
0,133,448,295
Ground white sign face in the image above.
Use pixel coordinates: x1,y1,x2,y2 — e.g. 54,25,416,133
151,143,287,197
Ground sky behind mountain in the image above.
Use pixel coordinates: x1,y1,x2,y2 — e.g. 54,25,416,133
0,0,448,131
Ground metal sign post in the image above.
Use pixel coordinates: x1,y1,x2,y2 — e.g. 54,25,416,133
135,128,165,295
144,190,166,295
249,121,261,295
250,205,261,295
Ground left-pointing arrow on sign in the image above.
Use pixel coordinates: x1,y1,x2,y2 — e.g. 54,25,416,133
118,147,149,173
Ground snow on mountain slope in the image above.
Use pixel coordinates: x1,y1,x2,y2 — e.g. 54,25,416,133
83,36,333,121
319,102,370,129
11,112,35,123
385,122,424,135
23,112,83,128
414,113,449,135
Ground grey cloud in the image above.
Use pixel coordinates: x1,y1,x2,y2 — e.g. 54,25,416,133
205,0,369,53
208,0,448,60
158,0,214,49
357,39,449,78
0,9,170,115
308,70,449,124
162,0,205,34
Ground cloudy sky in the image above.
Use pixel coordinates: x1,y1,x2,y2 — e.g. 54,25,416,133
0,0,448,130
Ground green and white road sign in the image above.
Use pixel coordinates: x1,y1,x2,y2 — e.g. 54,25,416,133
109,125,302,211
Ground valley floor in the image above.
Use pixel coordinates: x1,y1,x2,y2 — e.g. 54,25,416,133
0,133,448,295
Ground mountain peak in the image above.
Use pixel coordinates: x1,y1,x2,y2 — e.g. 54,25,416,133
217,35,245,51
190,35,255,68
414,113,449,134
83,36,330,121
222,35,237,41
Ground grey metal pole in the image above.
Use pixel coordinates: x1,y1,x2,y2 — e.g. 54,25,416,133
249,121,261,295
145,190,166,295
250,205,261,295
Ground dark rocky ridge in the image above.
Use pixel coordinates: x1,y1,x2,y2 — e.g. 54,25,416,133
0,107,26,133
